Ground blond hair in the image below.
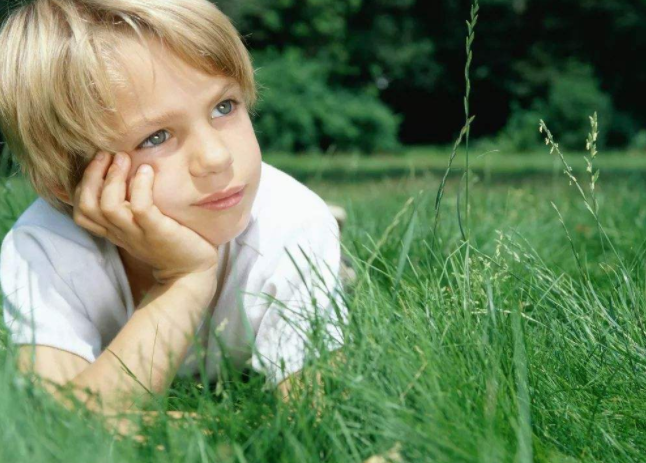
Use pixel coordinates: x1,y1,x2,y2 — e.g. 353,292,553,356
0,0,257,216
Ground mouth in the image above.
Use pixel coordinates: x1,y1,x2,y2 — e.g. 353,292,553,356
194,185,246,211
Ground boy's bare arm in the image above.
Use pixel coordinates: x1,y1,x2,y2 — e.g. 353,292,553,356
58,267,217,414
37,150,221,414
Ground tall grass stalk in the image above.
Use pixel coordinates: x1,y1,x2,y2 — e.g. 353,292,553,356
463,0,479,240
432,0,479,247
539,117,624,273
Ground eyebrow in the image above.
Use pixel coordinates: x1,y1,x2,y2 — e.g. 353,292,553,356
124,82,237,135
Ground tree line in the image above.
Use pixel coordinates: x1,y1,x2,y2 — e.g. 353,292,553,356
220,0,646,152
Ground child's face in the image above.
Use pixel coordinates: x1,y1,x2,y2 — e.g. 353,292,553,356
106,37,261,247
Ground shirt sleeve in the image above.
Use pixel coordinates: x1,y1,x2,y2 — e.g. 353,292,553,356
251,212,348,385
1,227,101,363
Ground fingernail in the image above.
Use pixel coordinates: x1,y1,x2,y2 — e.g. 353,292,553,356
95,152,105,161
138,164,152,175
114,153,126,167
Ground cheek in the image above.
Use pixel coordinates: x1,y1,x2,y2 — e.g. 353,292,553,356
151,172,185,216
127,160,185,217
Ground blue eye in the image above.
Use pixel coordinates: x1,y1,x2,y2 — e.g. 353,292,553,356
212,99,235,118
137,99,238,150
138,130,170,149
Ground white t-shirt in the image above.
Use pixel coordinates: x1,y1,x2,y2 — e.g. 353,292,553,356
0,162,347,385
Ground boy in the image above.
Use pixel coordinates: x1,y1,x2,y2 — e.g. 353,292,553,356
0,0,347,416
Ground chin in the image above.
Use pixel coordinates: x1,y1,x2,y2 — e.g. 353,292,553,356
201,212,252,247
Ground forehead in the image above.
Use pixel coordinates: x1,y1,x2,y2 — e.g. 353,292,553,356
107,36,234,133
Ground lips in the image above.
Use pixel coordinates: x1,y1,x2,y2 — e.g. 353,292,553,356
194,185,245,206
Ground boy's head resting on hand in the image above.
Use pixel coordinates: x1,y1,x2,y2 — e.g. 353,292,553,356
0,0,261,246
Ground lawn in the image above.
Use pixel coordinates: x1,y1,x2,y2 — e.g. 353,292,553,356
1,148,645,462
264,146,646,184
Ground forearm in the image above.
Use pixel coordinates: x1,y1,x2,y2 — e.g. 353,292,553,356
61,272,216,414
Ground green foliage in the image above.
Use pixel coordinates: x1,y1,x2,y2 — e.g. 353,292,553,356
497,101,544,151
221,0,436,87
500,62,613,152
341,0,438,89
219,0,361,70
228,0,646,148
252,49,401,154
219,0,437,150
540,62,613,150
629,130,646,151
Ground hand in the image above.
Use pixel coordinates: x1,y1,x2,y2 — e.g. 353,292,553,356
72,151,219,285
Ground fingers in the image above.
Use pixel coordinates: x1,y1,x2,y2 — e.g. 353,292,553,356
74,150,112,230
74,150,139,242
100,152,139,235
130,164,165,231
73,214,108,239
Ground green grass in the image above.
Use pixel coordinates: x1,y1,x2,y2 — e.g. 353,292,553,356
264,146,646,184
1,151,646,462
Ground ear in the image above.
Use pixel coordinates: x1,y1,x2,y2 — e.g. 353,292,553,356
51,185,73,206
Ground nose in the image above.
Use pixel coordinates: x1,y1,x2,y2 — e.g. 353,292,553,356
188,124,233,176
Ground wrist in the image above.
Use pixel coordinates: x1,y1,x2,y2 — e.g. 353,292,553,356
153,263,218,286
177,265,218,288
155,265,219,305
